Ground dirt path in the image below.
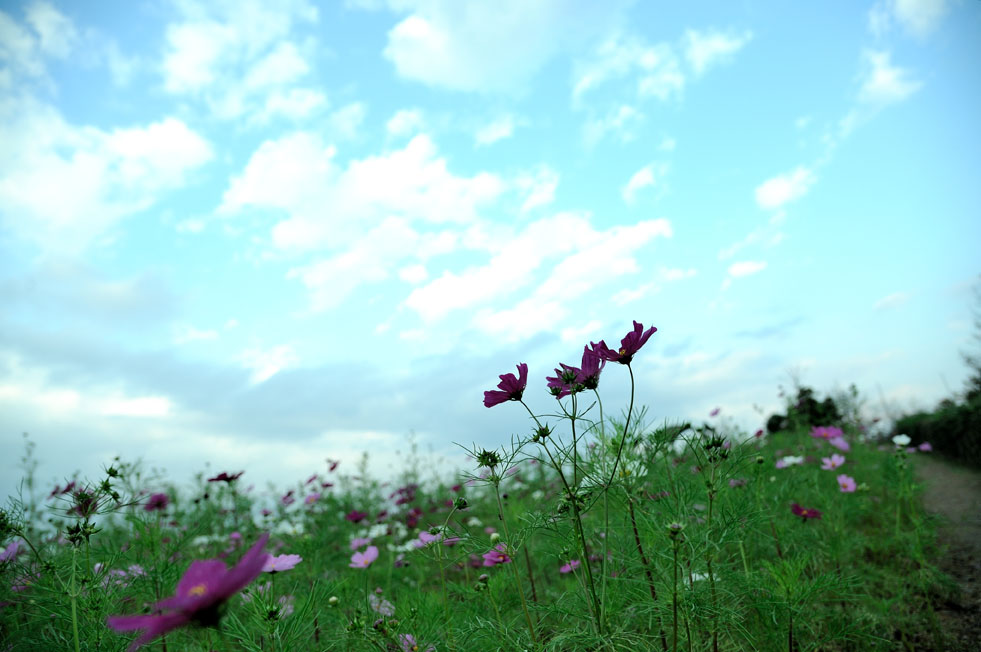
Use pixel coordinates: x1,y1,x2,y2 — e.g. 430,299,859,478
914,454,981,650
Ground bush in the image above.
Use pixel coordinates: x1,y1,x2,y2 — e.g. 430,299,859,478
894,396,981,468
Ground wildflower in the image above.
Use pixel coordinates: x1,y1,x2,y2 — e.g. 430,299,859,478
207,471,243,483
790,503,822,520
483,363,528,407
590,320,657,365
262,554,302,573
892,434,911,447
918,442,932,452
281,491,295,506
559,560,580,574
709,407,720,417
820,454,846,470
144,493,169,512
328,595,339,607
414,530,442,548
1,540,23,562
776,455,804,469
728,478,747,489
482,543,511,566
579,346,606,389
810,426,844,440
754,428,764,438
108,533,270,652
399,633,435,652
827,436,850,452
837,474,857,493
305,492,321,505
546,363,580,398
350,546,379,569
369,593,395,616
350,537,372,550
345,510,368,523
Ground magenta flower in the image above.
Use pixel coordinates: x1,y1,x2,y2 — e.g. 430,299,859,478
350,545,379,569
107,533,270,652
482,543,511,567
810,426,843,440
827,436,850,452
414,530,443,547
709,407,721,417
144,493,169,512
559,559,580,574
590,320,657,365
304,492,321,505
345,510,368,523
483,363,528,407
1,540,23,562
579,346,606,389
918,442,932,452
820,454,846,470
207,471,243,483
546,363,580,398
836,474,857,493
790,503,822,521
262,554,302,573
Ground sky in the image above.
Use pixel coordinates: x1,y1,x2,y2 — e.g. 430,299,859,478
1,0,979,501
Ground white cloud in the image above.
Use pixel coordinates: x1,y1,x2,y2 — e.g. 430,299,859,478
572,32,684,104
516,165,559,213
727,260,767,277
754,166,816,210
174,324,219,343
858,50,921,105
658,137,676,151
101,396,172,418
622,162,668,204
559,320,604,344
377,0,626,93
398,264,428,284
475,114,521,146
386,108,425,136
24,1,78,59
870,0,948,38
874,291,910,310
684,29,752,76
222,132,505,252
0,101,213,254
239,344,298,384
327,102,367,140
161,1,319,120
583,104,644,146
0,1,79,83
260,88,328,122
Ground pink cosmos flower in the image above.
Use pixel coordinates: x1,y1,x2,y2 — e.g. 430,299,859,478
590,320,657,365
827,436,850,452
107,533,270,652
483,363,528,407
305,492,321,505
836,474,857,493
482,543,511,567
820,454,846,470
579,346,606,390
709,407,721,417
810,426,844,440
144,493,169,512
918,442,933,452
345,510,368,523
399,633,435,652
414,531,442,548
350,546,379,569
1,540,23,562
350,537,372,550
559,560,580,574
262,554,302,573
369,593,395,616
790,503,822,520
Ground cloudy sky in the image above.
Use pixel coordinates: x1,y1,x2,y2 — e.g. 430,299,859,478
1,0,978,500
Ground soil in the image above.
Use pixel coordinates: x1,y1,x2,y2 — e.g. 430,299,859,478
913,453,981,651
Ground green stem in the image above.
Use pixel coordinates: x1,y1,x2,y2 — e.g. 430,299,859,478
70,547,81,652
605,363,636,487
494,483,538,645
673,542,679,652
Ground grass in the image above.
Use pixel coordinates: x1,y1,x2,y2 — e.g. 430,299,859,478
0,353,958,651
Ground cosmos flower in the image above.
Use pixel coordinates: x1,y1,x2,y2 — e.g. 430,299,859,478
776,455,804,469
482,543,511,567
892,434,911,447
559,560,581,574
144,493,169,512
207,471,244,483
820,454,846,470
107,533,270,652
836,474,857,493
350,546,379,569
262,554,302,573
483,363,529,407
810,426,844,440
790,503,822,521
827,436,850,452
399,633,435,652
918,442,932,452
590,320,657,365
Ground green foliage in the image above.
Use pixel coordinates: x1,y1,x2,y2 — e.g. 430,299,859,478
895,396,981,468
766,386,845,434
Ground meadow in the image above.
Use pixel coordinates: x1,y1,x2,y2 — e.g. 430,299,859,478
0,321,955,651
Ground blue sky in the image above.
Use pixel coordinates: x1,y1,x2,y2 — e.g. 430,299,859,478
1,0,978,500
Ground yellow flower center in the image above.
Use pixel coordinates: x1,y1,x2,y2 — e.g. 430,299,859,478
188,584,207,597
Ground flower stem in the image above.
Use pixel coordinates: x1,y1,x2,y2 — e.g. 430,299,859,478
70,546,81,652
493,483,538,645
605,363,636,487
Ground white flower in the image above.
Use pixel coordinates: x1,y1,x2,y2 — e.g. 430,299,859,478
892,434,911,447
